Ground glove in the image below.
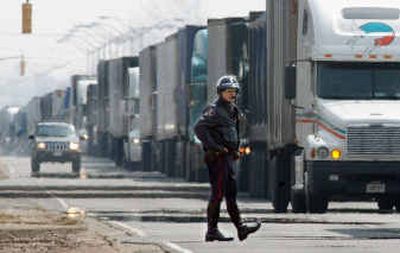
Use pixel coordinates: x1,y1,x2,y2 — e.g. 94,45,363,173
233,151,240,160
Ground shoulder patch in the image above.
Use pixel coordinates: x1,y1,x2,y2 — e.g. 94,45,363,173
203,107,216,117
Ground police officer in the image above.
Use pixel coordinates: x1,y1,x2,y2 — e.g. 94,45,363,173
194,75,261,242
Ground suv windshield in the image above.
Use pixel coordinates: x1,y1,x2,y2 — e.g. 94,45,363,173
36,125,75,137
317,62,400,99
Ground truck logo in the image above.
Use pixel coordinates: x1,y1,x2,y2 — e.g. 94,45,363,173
359,22,395,46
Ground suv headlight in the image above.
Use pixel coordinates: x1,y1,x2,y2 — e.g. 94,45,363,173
37,142,46,150
69,142,80,151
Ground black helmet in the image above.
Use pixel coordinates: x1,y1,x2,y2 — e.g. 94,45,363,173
216,75,240,93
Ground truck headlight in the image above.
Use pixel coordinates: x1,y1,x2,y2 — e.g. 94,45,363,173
37,142,46,150
331,149,342,160
132,138,140,144
317,147,329,159
69,142,80,151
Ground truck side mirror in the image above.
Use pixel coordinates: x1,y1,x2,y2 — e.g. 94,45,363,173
28,135,34,140
285,64,296,99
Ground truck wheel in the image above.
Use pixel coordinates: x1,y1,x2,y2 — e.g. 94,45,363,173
305,171,328,213
72,159,81,174
394,199,400,212
307,193,328,213
377,197,394,212
31,159,40,174
291,189,306,213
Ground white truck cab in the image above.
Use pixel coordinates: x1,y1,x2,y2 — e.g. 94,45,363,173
292,0,400,212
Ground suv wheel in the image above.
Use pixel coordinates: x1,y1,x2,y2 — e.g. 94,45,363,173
72,159,81,174
31,159,40,175
377,197,394,212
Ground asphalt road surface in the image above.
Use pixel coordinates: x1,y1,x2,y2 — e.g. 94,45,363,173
0,155,400,253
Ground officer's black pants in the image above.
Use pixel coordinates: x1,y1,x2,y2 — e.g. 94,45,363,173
206,154,241,231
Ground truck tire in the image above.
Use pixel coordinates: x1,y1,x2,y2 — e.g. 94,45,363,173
394,199,400,212
377,197,394,212
291,189,306,213
31,159,40,173
307,193,328,213
305,171,328,213
270,154,290,213
72,159,81,174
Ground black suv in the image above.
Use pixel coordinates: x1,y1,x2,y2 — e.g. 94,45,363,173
29,122,84,175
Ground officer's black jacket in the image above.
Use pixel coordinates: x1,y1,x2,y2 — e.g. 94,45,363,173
194,98,240,152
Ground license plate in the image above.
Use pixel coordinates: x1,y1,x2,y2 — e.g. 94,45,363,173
366,182,386,194
53,151,62,157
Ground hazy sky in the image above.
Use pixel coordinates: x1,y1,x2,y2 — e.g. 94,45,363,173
0,0,265,108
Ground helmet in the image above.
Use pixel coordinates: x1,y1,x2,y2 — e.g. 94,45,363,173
216,75,240,93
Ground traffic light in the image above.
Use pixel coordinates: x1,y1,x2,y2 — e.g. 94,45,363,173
22,1,32,34
20,55,26,76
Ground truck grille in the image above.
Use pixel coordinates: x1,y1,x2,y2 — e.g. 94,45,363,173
347,126,400,158
45,142,68,152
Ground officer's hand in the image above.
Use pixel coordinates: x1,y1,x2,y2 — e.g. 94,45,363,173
233,151,241,160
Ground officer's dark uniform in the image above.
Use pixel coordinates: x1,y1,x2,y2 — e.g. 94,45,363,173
194,97,242,239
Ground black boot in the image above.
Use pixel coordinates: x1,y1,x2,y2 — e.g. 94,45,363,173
205,229,234,242
205,201,233,242
237,221,261,241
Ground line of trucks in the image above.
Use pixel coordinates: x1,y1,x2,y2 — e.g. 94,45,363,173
3,0,400,213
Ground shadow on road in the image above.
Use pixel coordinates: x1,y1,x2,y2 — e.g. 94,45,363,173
328,228,400,239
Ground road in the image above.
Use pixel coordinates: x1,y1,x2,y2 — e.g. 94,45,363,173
0,155,400,252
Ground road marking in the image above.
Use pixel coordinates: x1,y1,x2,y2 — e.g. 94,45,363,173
108,221,193,253
45,189,69,209
163,241,193,253
38,177,70,210
109,221,147,237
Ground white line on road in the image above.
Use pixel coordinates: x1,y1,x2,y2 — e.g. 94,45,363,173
45,190,69,209
109,221,147,237
163,241,194,253
109,221,193,253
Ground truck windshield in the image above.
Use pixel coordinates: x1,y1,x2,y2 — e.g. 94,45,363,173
36,125,75,137
317,62,400,99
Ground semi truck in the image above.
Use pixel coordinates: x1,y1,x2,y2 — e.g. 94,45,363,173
265,0,400,213
106,57,138,166
139,26,208,180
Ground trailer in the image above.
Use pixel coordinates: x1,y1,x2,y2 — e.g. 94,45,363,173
155,35,181,177
40,93,53,121
207,15,265,190
96,61,110,157
25,97,42,136
106,57,138,166
70,75,97,132
62,87,73,124
139,46,158,172
183,27,208,182
51,89,66,120
148,26,208,179
86,84,98,156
